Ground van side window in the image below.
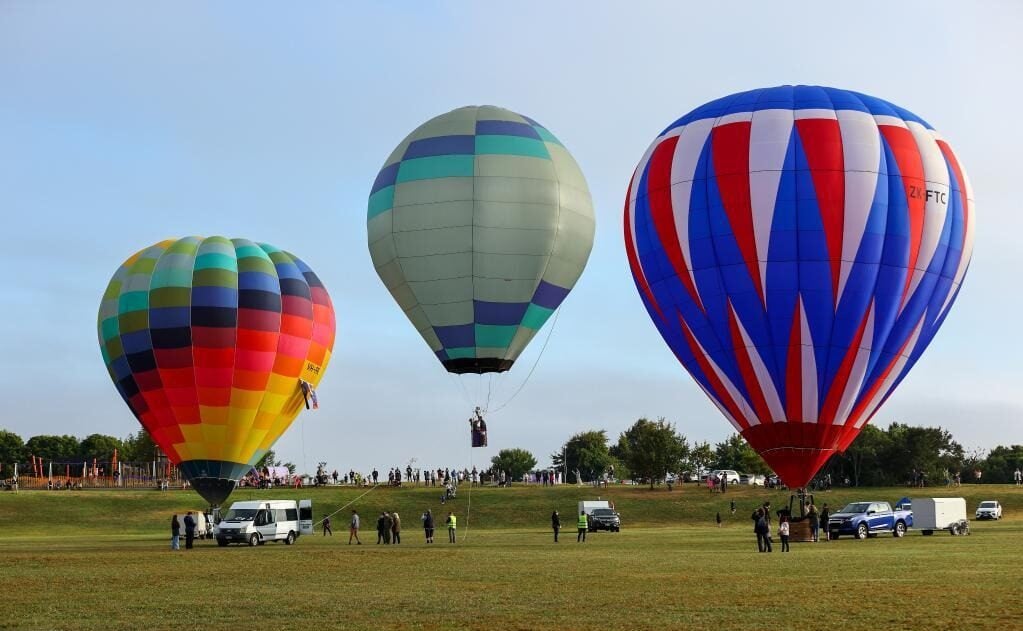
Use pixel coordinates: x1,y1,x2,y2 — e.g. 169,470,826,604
285,508,298,521
254,510,266,526
275,509,288,522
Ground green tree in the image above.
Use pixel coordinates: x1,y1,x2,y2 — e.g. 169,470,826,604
0,430,26,468
685,441,715,477
79,434,124,462
120,430,158,462
491,448,538,481
839,424,892,486
551,430,615,483
255,450,279,470
612,418,689,489
980,445,1023,483
713,434,770,474
25,435,81,462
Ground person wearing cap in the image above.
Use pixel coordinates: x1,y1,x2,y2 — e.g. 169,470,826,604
576,511,588,543
551,510,561,542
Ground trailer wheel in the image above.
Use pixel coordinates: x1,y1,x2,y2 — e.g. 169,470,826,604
893,521,906,538
856,523,869,540
248,533,259,547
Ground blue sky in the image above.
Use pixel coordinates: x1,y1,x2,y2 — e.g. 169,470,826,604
1,1,1019,473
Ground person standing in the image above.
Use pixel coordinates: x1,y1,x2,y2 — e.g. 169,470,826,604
576,511,588,543
391,512,401,544
716,511,722,528
322,515,333,537
349,510,362,545
383,512,393,544
778,516,790,552
376,512,386,544
1015,468,1022,487
551,510,561,542
807,503,820,542
422,510,434,543
183,511,196,549
446,512,457,543
170,515,181,551
730,499,736,515
820,503,831,542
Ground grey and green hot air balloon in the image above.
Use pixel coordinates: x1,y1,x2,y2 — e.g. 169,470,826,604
367,105,595,374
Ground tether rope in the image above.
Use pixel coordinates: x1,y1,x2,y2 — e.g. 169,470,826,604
488,306,561,414
314,484,380,527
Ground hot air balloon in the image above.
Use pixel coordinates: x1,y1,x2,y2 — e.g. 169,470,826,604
368,105,594,376
625,86,974,488
98,237,336,505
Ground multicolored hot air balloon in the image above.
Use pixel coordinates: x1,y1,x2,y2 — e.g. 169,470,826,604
98,237,336,504
368,106,594,374
625,86,974,488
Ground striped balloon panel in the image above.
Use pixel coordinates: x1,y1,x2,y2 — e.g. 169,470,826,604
97,237,336,471
625,86,974,487
368,105,595,374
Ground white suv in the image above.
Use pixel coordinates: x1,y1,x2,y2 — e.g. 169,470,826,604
975,500,1002,520
712,470,741,485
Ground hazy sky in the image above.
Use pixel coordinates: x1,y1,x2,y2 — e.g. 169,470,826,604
1,1,1020,473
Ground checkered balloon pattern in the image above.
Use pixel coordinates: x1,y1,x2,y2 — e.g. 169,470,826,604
98,237,335,502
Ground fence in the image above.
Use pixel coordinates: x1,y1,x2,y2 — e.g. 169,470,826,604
2,459,183,490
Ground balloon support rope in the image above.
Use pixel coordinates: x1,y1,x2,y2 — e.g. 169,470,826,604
464,442,472,543
489,306,561,415
313,484,381,528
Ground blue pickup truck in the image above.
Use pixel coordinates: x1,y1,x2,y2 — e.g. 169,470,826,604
827,501,913,539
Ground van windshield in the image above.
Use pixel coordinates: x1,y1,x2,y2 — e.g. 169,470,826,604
224,509,258,521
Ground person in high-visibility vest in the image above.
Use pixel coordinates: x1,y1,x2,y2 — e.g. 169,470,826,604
577,511,588,543
447,512,457,543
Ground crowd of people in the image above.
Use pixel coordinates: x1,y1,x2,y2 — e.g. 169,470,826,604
326,509,459,545
749,500,831,552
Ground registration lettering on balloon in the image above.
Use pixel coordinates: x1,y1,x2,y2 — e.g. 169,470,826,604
624,86,974,488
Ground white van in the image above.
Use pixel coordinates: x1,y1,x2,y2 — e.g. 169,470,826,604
215,500,312,546
174,512,212,539
578,500,611,516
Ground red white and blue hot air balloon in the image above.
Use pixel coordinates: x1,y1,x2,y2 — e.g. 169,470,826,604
624,86,974,488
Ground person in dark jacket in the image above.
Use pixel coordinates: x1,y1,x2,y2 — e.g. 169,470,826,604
322,515,332,536
376,513,386,544
422,510,435,543
820,503,831,542
170,515,181,551
383,512,393,544
551,510,561,542
183,512,196,549
752,508,767,552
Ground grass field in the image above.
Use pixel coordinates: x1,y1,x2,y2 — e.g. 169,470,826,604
1,483,1021,630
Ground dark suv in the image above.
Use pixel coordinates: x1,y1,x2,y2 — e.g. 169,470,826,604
588,508,621,532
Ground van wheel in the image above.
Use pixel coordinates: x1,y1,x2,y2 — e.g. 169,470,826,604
248,533,259,547
285,531,296,545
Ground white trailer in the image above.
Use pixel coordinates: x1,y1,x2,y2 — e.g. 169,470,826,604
910,497,969,536
578,500,611,517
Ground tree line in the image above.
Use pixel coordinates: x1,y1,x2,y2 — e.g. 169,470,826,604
547,419,1023,487
0,429,292,473
2,420,1021,487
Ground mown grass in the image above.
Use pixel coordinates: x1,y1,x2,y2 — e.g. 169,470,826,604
1,484,1021,630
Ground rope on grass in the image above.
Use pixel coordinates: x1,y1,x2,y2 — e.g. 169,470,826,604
314,484,381,527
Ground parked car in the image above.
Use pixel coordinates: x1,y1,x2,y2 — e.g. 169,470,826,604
710,470,741,485
740,474,765,486
828,501,913,539
587,507,621,532
975,500,1002,520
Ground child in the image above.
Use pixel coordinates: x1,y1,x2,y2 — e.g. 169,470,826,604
716,511,722,527
778,517,790,552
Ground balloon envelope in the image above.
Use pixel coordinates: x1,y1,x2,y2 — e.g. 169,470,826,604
98,237,336,504
624,86,974,487
368,105,595,374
